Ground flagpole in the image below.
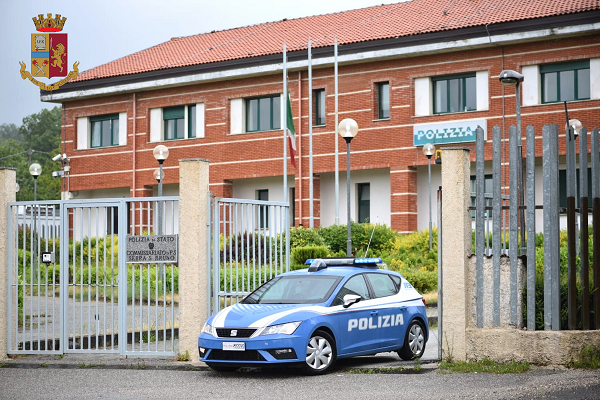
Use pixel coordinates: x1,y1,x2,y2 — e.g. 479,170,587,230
308,39,314,228
283,41,288,204
334,36,340,226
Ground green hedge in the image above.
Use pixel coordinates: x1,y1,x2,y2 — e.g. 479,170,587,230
291,246,329,265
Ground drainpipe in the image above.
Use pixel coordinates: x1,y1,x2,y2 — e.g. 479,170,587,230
132,93,136,198
298,71,303,226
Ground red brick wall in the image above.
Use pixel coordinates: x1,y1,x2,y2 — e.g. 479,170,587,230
60,33,600,231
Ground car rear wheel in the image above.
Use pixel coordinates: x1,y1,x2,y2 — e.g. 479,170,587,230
398,319,426,360
206,363,239,372
302,330,337,375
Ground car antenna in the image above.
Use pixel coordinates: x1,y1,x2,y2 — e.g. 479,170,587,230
364,216,378,257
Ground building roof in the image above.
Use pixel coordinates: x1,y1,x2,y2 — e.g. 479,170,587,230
75,0,600,82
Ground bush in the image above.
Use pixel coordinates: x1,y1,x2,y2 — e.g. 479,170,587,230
388,259,437,293
289,227,324,248
318,222,398,256
291,246,329,265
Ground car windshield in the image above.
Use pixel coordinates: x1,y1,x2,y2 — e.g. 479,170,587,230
242,275,342,304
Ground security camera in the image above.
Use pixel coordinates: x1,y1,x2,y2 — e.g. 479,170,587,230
52,154,62,162
52,170,64,178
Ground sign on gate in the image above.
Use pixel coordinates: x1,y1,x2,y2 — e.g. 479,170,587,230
126,235,178,263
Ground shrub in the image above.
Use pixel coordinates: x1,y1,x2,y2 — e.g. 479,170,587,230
291,246,329,265
318,222,398,256
289,227,324,248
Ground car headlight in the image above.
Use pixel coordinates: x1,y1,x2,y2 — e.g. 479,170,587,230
259,321,301,336
202,322,215,336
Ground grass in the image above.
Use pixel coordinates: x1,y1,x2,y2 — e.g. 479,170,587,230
40,363,49,367
77,363,105,368
347,366,407,374
176,350,190,362
567,345,600,369
439,358,530,374
0,363,7,368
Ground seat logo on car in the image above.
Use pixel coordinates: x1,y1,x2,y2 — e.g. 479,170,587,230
230,330,238,337
348,314,404,332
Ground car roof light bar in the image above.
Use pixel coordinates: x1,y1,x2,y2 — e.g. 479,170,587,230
305,257,384,271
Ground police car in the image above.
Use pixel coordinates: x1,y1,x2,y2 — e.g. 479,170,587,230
198,257,428,375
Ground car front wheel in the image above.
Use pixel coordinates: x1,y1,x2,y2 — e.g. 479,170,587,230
398,319,426,360
302,330,337,375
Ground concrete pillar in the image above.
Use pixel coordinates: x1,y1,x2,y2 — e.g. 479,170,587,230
440,147,471,361
178,159,210,362
0,168,17,360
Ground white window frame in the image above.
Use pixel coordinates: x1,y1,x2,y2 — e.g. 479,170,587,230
150,103,204,142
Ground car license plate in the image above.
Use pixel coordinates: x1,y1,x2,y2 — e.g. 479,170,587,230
222,342,245,351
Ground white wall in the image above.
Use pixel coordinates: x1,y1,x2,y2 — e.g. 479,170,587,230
232,176,294,202
320,169,391,227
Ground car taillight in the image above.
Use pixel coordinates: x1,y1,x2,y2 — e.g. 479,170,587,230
422,297,426,306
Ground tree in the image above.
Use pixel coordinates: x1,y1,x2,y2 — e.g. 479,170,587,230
0,106,62,201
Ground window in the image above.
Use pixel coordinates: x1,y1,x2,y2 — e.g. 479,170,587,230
378,82,390,119
433,73,476,114
314,89,325,126
357,183,370,223
163,105,196,140
541,60,590,104
257,189,269,228
150,104,203,142
470,175,493,218
332,274,371,306
366,273,399,298
90,114,119,148
559,168,593,211
246,95,281,132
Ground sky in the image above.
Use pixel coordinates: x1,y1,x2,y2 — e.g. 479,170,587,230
0,0,396,126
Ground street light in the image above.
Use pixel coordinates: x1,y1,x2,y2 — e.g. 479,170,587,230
29,163,42,201
29,163,42,282
338,118,359,257
499,70,525,254
153,145,169,235
423,143,436,250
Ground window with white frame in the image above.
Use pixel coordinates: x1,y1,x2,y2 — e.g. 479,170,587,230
246,95,281,132
77,112,127,150
230,95,284,135
541,60,590,104
414,71,488,117
150,103,204,142
433,73,476,114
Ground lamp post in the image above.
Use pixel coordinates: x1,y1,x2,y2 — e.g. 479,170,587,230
29,163,42,282
29,163,42,201
423,143,435,250
153,145,169,235
338,118,359,257
499,70,525,254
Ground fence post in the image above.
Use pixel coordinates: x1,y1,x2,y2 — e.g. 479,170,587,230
178,159,210,362
440,147,471,361
0,168,16,360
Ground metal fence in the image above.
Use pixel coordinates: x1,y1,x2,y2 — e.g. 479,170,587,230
471,124,600,331
6,197,180,355
208,196,290,315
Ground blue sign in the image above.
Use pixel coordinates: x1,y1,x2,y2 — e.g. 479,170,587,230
413,119,486,146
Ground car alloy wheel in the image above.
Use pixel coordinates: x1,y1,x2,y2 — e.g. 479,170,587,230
398,320,426,360
303,330,337,375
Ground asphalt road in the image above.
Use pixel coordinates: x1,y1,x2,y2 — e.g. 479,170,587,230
1,363,599,400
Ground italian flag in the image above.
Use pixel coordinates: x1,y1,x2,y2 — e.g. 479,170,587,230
286,92,297,169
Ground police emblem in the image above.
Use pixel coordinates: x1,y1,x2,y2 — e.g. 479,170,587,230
19,14,80,91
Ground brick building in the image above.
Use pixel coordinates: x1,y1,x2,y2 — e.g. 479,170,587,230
42,0,600,233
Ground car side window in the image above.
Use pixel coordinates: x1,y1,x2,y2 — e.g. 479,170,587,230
390,275,401,289
366,273,399,298
331,274,371,306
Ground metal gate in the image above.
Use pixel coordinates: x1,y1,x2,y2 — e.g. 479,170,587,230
7,197,179,356
208,197,290,315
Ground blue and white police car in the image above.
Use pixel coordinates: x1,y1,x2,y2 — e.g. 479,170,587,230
198,257,428,375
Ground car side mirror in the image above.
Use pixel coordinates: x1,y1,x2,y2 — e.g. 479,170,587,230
343,294,362,308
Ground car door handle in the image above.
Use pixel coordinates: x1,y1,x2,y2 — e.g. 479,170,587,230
370,311,379,316
399,307,407,311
